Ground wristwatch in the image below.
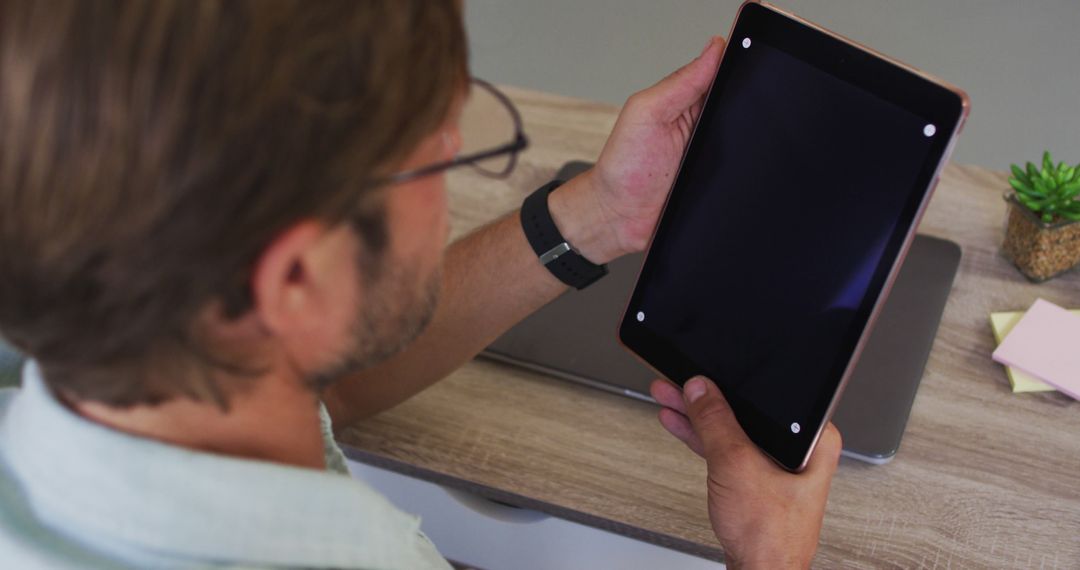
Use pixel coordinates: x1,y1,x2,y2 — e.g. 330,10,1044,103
520,180,609,289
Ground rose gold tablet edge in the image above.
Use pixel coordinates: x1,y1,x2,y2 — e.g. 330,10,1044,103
804,121,967,473
614,0,972,473
759,1,971,115
756,2,972,472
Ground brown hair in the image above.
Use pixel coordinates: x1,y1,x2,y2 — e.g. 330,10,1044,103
0,0,468,407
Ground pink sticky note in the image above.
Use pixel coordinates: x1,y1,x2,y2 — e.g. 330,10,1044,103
992,298,1080,401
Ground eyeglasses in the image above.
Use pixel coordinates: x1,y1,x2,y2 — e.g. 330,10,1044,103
375,78,529,188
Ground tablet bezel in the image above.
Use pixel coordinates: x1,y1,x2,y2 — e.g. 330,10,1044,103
618,1,969,472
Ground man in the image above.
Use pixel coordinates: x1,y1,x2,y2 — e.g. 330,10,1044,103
0,1,841,568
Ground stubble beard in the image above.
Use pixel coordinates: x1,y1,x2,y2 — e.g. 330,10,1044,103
306,257,441,393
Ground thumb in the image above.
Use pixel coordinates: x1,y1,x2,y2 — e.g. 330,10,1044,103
683,375,750,455
638,36,725,121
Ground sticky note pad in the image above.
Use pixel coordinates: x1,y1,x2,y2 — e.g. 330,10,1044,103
992,299,1080,400
989,311,1080,393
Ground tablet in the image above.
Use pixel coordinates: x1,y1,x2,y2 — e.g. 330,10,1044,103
618,1,969,472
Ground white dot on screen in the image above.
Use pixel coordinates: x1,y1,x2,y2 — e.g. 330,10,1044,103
636,311,645,322
742,37,751,49
923,124,936,137
791,422,801,434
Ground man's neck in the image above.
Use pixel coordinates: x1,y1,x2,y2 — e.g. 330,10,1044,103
72,374,328,470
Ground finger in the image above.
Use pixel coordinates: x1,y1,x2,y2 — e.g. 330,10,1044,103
658,407,706,457
806,422,843,476
639,36,725,121
682,375,752,456
649,378,688,414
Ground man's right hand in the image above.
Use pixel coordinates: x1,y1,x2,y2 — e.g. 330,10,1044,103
650,376,842,569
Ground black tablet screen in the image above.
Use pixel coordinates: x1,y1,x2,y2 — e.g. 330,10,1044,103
621,4,962,466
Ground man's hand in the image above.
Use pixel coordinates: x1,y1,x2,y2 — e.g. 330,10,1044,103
650,376,842,569
548,37,725,264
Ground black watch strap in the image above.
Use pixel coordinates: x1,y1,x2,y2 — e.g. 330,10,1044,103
521,180,609,289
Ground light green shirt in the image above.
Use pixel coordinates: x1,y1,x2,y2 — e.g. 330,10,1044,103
0,361,451,569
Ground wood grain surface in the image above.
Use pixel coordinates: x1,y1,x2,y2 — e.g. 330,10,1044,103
338,86,1080,568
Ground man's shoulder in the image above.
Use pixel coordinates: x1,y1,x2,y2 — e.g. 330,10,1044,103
0,386,162,569
0,386,18,410
0,422,123,568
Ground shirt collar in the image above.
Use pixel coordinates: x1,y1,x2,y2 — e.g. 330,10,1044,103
1,361,430,568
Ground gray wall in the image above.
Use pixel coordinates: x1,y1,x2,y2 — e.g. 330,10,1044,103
466,0,1080,170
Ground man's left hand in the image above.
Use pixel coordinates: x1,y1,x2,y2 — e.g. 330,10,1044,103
549,36,725,264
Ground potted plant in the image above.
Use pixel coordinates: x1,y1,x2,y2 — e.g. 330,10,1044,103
1003,151,1080,281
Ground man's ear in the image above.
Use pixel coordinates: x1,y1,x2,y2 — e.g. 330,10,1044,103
249,220,353,339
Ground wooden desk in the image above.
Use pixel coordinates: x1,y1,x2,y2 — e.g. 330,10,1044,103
338,86,1080,568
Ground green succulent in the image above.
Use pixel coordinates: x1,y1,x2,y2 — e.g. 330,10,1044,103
1008,151,1080,224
